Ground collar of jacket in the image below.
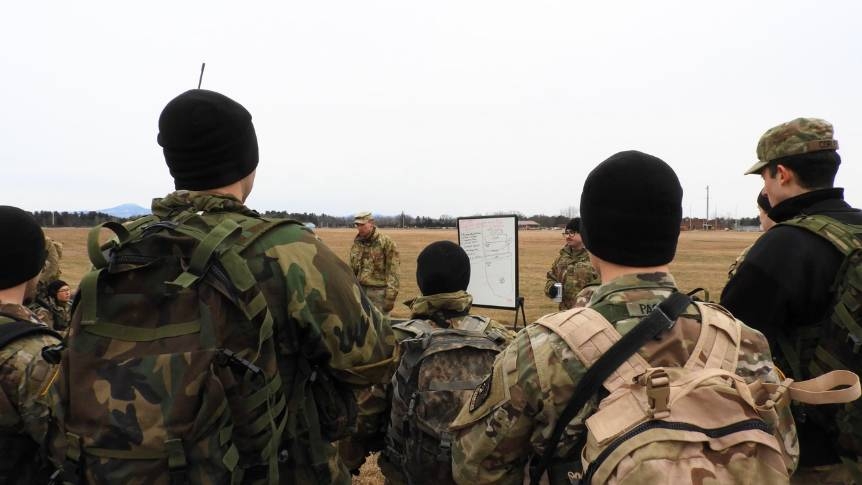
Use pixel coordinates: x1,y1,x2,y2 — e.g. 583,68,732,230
409,290,473,318
151,190,260,218
355,227,379,244
589,272,677,305
768,188,845,223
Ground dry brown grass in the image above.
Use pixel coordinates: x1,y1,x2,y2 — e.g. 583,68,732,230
43,226,759,483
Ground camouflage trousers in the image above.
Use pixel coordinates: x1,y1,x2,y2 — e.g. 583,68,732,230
362,286,391,316
792,463,856,485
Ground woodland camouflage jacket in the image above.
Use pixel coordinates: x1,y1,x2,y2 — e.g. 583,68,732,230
152,192,396,484
450,272,795,485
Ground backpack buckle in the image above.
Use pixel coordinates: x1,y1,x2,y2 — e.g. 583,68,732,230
641,369,671,419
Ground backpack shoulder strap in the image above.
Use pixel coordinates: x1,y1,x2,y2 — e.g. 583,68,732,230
684,302,742,372
778,214,862,257
534,308,650,394
0,318,61,350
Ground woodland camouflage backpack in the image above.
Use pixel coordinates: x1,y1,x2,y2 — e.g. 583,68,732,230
777,214,862,476
384,316,509,485
529,295,860,485
50,209,291,485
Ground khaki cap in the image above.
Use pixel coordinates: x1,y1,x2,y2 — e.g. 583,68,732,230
354,211,373,224
745,117,839,175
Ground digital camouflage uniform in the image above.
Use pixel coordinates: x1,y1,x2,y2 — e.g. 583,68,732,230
339,291,515,485
28,297,71,332
104,192,396,485
544,246,598,310
350,227,400,314
451,272,795,485
39,237,63,285
35,237,64,304
0,302,61,484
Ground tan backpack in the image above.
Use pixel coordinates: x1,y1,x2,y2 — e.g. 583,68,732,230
530,296,860,485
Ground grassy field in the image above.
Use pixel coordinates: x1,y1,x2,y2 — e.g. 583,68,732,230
44,226,759,483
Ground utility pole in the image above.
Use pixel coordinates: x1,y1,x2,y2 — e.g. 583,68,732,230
705,185,710,230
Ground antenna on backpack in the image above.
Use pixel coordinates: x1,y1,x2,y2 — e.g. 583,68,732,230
197,62,206,89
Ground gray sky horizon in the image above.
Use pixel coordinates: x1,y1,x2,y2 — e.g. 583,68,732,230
4,1,861,220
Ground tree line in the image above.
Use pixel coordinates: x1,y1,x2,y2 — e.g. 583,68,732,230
32,209,760,230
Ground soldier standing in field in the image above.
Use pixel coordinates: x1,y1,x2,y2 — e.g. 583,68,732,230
721,118,862,483
350,211,400,315
0,206,62,484
544,217,598,310
450,151,796,484
51,89,395,485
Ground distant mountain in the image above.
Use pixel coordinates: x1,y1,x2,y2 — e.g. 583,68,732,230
99,203,151,218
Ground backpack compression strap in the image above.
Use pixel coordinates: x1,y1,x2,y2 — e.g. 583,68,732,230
528,292,691,485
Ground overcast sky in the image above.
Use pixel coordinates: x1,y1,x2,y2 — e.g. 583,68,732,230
3,1,861,220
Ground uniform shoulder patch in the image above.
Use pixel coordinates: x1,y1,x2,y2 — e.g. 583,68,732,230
469,373,493,412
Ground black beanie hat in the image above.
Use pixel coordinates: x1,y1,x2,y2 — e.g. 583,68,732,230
566,218,581,233
416,241,471,295
157,89,259,191
0,206,46,290
47,279,69,296
580,150,682,267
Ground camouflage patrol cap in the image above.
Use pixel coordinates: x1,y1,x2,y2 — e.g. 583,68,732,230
354,211,373,224
744,117,839,175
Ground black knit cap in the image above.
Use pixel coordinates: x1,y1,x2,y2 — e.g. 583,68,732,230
0,206,46,290
565,218,581,233
157,89,259,191
416,241,471,295
580,150,682,267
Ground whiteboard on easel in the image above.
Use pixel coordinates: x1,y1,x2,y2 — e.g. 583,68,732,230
457,215,519,309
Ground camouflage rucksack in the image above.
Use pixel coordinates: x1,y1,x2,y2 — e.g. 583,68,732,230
777,214,862,474
383,316,508,484
529,294,860,485
50,210,290,485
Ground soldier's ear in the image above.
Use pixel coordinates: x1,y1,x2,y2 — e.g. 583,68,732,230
775,164,795,186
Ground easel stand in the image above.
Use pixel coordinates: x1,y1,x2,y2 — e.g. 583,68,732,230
512,296,527,330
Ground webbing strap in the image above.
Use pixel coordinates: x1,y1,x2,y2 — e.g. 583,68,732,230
534,308,651,394
87,222,130,269
167,220,243,290
684,303,741,373
78,268,103,326
244,374,283,411
762,369,861,405
82,320,201,341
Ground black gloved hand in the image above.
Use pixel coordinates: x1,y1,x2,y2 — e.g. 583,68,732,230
548,284,558,298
